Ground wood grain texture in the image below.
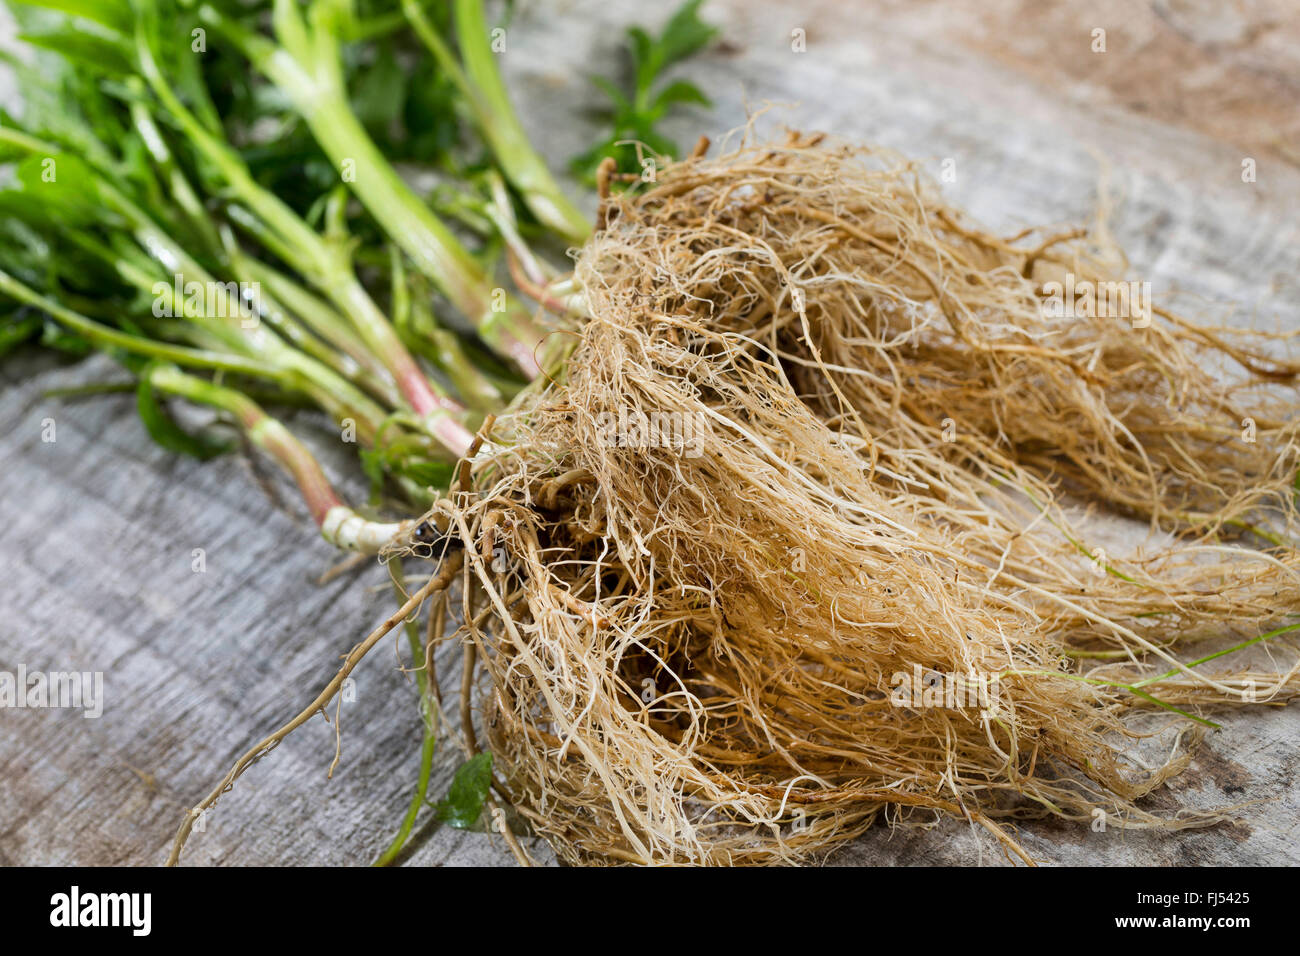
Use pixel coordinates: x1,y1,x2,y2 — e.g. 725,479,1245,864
1,0,1297,866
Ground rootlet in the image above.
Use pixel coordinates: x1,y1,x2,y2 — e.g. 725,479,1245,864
49,887,151,936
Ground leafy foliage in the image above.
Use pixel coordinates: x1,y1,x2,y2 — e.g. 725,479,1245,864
135,368,234,461
0,314,44,357
189,0,468,218
435,751,494,829
10,0,131,33
570,0,717,185
360,444,454,504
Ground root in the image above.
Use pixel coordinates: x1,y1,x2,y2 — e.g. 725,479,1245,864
591,135,1300,537
431,133,1300,865
176,133,1300,868
166,552,464,866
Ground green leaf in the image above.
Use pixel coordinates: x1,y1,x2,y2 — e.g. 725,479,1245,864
651,79,710,111
0,314,43,357
573,0,717,184
9,0,132,34
14,153,107,227
590,74,632,114
135,372,233,461
402,57,461,161
17,25,133,75
39,318,93,356
657,0,718,70
397,458,456,491
359,447,387,504
0,53,124,172
627,25,656,95
358,447,456,503
435,751,493,830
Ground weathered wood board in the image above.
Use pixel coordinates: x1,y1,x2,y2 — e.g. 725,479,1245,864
2,0,1298,866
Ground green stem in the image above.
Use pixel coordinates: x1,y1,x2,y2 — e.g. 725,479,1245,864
404,0,590,244
1000,668,1220,729
126,79,224,258
1130,620,1300,690
373,579,440,866
234,249,392,381
218,233,402,408
0,270,287,379
373,708,437,865
202,0,550,379
91,226,390,442
133,23,466,434
149,364,411,551
392,250,504,412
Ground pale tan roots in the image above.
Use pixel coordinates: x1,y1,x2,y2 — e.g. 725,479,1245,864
448,136,1300,865
174,136,1300,867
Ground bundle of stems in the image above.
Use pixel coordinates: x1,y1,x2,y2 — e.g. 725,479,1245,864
0,0,577,546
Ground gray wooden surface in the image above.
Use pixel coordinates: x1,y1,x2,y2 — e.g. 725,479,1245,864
2,0,1299,866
